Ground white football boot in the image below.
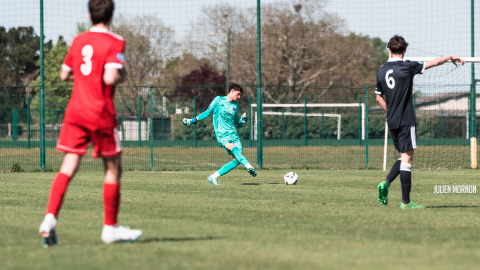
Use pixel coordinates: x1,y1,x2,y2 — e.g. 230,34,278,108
101,225,142,244
38,213,58,247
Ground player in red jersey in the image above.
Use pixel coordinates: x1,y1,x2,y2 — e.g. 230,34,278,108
38,0,142,247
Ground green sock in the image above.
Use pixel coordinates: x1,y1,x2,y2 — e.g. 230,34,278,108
218,160,240,176
231,146,249,167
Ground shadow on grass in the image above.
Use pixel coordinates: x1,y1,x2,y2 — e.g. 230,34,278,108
240,183,260,185
427,205,479,208
138,236,222,243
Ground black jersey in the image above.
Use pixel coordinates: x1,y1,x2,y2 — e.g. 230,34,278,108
375,58,425,129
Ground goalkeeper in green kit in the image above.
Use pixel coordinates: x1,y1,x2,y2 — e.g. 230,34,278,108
183,83,257,185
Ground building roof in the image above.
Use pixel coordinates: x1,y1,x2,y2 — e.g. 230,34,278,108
370,91,480,117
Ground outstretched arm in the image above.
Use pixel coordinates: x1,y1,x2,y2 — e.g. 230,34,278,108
425,56,465,70
183,97,217,126
196,103,215,121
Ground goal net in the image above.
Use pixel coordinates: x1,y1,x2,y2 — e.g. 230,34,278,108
251,103,365,141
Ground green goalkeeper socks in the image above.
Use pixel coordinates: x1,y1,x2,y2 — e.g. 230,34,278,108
219,160,240,176
231,146,249,167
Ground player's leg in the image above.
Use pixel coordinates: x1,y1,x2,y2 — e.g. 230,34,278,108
100,155,142,243
378,129,402,205
208,138,243,185
386,158,401,186
93,128,142,243
102,156,122,227
377,157,401,205
224,141,257,177
208,158,240,185
398,126,424,209
45,154,82,216
39,123,87,247
399,150,423,209
39,154,82,247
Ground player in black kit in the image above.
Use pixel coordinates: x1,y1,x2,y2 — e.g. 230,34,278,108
376,35,464,209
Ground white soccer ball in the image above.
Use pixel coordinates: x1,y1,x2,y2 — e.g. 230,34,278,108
284,172,298,185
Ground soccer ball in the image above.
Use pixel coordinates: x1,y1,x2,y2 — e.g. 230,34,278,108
284,172,298,185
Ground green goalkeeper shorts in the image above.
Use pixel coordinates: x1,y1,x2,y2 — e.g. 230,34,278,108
218,134,243,155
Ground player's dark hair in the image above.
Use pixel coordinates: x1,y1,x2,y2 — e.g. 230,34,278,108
387,35,409,55
229,83,243,94
89,0,114,25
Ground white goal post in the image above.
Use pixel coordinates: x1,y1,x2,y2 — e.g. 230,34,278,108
254,111,342,140
250,103,365,141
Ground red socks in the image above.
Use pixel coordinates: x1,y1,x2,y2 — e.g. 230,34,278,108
103,183,120,226
46,173,120,225
46,173,72,217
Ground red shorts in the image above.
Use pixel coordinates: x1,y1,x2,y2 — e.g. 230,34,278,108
57,123,122,158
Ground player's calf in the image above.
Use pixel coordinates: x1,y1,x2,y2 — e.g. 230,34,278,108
207,160,240,185
230,146,256,175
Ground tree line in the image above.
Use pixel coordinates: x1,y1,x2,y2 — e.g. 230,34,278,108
0,0,388,126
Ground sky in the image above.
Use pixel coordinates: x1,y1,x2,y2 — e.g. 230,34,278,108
325,0,479,58
1,0,479,86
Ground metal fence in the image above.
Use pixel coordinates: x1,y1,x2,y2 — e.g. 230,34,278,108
1,0,479,172
0,84,477,172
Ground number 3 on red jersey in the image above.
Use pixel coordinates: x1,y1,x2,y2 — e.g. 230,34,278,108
80,45,93,76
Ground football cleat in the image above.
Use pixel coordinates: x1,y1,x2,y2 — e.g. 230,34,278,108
101,225,142,244
39,213,58,248
247,167,257,177
378,180,388,205
207,175,219,185
400,201,425,209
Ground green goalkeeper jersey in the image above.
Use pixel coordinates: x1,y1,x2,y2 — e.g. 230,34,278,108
196,96,241,140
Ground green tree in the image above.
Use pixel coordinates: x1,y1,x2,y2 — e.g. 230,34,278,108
194,1,388,103
30,36,70,123
76,22,90,34
161,53,208,87
0,26,44,86
0,26,51,136
371,37,389,65
110,14,176,115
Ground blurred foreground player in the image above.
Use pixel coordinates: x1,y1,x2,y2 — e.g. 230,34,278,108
376,35,464,209
38,0,141,247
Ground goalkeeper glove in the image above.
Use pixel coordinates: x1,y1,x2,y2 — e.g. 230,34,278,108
239,113,248,124
183,117,198,126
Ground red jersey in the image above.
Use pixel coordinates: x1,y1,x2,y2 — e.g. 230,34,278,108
62,27,125,130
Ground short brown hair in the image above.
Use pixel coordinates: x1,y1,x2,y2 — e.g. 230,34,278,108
89,0,114,25
387,35,409,55
229,83,243,94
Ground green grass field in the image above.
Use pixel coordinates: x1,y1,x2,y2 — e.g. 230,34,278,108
1,169,479,270
0,143,473,172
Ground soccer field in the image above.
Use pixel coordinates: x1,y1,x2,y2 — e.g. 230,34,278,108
1,170,479,270
0,143,473,172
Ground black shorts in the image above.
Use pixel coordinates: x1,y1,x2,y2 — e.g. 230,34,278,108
390,125,417,153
